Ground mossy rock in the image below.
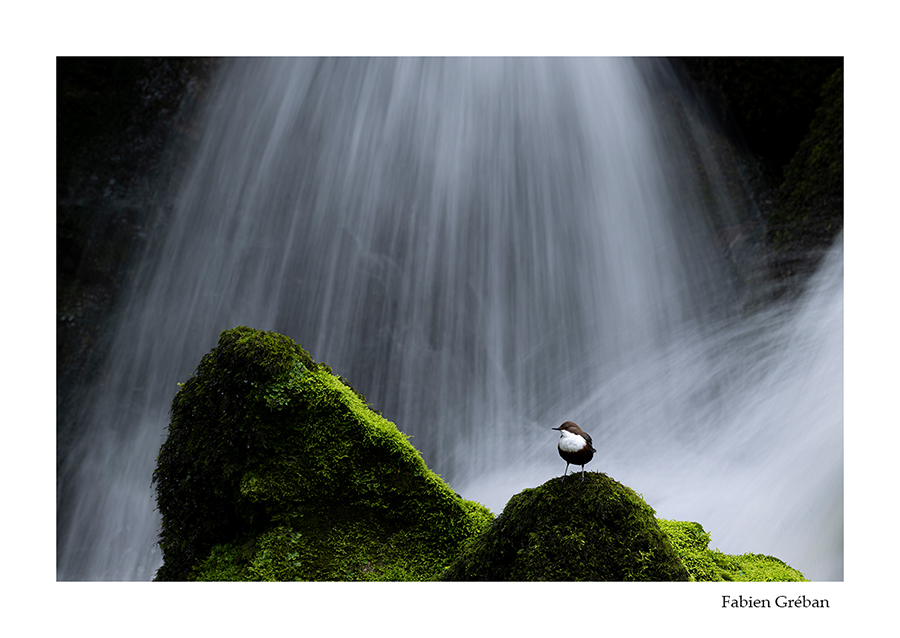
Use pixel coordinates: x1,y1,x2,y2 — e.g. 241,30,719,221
152,326,493,581
657,520,806,582
441,472,690,581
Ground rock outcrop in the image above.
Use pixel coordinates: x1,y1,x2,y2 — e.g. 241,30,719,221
153,326,809,582
152,326,492,581
442,472,691,581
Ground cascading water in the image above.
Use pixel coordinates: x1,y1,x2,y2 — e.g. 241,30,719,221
57,58,842,581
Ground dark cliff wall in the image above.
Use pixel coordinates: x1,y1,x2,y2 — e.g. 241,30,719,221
57,58,216,445
677,57,843,288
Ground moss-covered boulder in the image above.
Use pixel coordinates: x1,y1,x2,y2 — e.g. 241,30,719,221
441,472,690,581
657,520,806,582
152,326,807,582
152,326,493,581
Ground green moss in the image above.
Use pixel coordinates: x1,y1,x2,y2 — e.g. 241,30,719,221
655,519,720,581
153,326,806,582
152,326,493,581
722,553,807,582
441,473,690,581
657,519,807,582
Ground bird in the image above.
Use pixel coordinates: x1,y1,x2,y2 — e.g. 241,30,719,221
552,421,596,482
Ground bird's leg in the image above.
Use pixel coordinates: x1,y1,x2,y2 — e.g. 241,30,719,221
581,466,586,482
560,462,570,482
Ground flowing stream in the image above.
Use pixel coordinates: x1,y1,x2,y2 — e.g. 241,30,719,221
57,58,842,581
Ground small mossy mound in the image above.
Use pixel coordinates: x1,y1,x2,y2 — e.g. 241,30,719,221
441,472,690,581
657,519,807,582
152,326,493,581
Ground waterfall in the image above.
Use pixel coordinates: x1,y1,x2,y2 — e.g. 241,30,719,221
56,57,842,581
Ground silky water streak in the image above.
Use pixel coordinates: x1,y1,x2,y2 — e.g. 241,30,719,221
56,58,842,580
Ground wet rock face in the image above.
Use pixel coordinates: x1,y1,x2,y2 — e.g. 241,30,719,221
677,57,841,172
57,58,217,442
676,58,843,294
768,67,843,286
442,472,690,581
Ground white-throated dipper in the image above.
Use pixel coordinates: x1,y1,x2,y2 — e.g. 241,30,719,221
552,421,596,482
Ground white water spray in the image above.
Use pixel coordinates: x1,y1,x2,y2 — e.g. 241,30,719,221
57,58,842,580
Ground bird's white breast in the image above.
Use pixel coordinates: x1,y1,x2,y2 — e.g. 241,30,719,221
558,430,586,453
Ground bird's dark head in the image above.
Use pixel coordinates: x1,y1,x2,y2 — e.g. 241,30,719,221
552,421,581,433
